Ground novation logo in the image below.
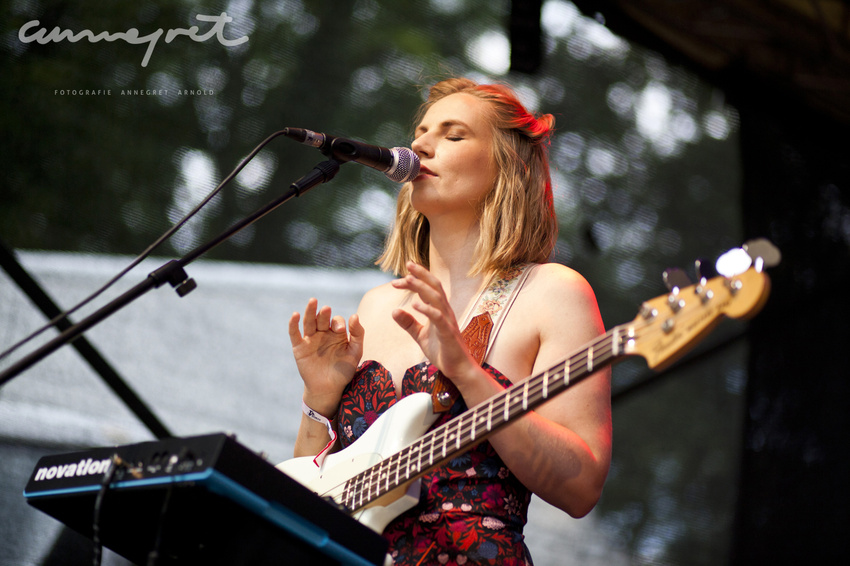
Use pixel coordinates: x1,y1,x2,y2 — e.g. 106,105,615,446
33,458,112,482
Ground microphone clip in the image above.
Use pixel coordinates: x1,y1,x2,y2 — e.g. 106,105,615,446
290,158,342,196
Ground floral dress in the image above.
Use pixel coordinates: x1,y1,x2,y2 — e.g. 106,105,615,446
337,360,534,566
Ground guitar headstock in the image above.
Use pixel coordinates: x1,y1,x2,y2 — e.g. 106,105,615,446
622,239,778,371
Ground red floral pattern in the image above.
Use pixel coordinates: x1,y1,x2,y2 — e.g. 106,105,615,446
338,361,533,566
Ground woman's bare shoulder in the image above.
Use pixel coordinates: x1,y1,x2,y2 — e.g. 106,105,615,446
525,262,598,304
357,279,407,318
518,262,605,338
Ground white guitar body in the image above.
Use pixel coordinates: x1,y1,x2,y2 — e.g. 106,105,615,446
276,392,440,533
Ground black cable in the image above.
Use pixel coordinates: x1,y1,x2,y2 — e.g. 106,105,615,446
92,454,123,566
0,130,289,364
146,481,175,566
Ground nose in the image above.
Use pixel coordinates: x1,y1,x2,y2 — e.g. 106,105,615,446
411,134,432,158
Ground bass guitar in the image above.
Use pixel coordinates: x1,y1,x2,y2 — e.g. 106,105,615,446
277,240,777,533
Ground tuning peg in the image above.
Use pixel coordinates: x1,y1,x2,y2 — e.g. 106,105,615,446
743,238,781,269
694,259,717,304
662,268,692,293
694,258,717,281
662,268,691,313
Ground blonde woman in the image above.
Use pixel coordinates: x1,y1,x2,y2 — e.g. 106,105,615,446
289,78,611,566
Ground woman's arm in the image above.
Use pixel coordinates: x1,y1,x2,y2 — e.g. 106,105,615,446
391,262,612,517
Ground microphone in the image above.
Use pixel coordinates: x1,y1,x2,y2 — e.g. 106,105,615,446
282,127,420,183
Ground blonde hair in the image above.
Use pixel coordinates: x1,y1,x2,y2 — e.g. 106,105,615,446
378,78,557,276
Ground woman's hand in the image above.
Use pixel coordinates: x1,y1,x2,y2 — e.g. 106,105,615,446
390,262,480,387
288,298,364,417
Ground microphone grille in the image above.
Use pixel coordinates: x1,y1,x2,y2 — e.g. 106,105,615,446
386,148,420,183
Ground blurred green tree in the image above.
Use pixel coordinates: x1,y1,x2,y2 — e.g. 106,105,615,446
1,1,747,564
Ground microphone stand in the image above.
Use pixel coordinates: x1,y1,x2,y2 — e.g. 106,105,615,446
0,158,343,387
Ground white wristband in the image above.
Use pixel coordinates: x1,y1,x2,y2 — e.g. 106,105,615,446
301,400,337,467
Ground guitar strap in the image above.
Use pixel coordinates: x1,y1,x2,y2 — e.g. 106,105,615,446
470,263,536,363
431,264,536,412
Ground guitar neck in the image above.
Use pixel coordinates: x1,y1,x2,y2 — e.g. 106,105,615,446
338,325,629,513
335,255,775,515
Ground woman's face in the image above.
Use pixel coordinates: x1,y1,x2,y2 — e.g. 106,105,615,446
409,92,497,222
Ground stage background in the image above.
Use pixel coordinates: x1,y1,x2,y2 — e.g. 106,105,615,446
2,0,847,564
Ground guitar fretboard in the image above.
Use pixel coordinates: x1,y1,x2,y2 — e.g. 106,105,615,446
337,324,632,513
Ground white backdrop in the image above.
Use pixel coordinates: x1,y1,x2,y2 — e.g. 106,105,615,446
0,251,625,565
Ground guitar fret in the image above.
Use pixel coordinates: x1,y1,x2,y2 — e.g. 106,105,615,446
411,450,422,474
372,465,379,492
425,433,435,467
318,318,660,517
530,375,542,405
612,328,620,356
350,477,361,507
365,468,375,501
408,445,419,476
362,468,371,499
330,327,644,516
379,458,390,494
366,468,375,500
374,466,387,497
475,412,487,441
397,452,408,481
380,452,391,491
342,480,352,510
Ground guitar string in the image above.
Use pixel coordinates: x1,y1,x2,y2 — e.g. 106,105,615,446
345,275,762,511
334,325,635,509
333,307,680,510
331,327,624,508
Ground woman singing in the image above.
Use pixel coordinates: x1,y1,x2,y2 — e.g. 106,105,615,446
288,78,612,565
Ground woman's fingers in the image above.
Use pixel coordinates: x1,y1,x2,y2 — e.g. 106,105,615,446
331,314,347,333
298,297,337,335
315,305,332,332
301,297,319,335
406,261,440,285
391,308,421,338
288,311,303,347
349,313,366,341
293,297,363,341
392,263,448,309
